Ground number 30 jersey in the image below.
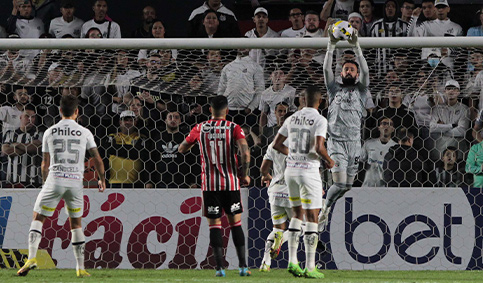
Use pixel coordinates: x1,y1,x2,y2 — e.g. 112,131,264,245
42,119,97,186
278,107,328,171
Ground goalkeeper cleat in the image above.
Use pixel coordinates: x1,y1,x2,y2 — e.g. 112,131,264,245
239,267,251,276
270,231,283,259
287,262,304,277
17,258,37,276
215,269,226,277
76,269,91,278
259,262,270,272
304,268,325,279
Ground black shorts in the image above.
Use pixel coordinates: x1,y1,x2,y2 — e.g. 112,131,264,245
203,190,243,219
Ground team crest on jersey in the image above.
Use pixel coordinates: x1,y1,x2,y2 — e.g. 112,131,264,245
220,14,226,21
202,123,212,133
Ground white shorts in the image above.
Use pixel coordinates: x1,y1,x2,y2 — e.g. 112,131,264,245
328,139,361,177
285,170,323,209
33,183,84,218
270,204,292,225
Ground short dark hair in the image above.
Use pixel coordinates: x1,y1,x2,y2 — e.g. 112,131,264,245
305,85,321,106
360,0,375,7
378,116,393,125
203,9,219,20
403,0,415,4
443,146,458,156
342,60,359,71
276,101,289,108
422,0,435,4
305,10,319,17
396,128,414,143
210,95,228,111
60,94,79,117
23,104,36,112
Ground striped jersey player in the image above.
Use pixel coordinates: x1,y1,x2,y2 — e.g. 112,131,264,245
179,95,251,277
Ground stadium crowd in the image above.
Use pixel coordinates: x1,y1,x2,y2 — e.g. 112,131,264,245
2,0,483,188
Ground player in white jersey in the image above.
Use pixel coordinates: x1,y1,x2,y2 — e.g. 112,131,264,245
319,28,369,230
259,111,294,272
273,86,334,279
17,95,106,278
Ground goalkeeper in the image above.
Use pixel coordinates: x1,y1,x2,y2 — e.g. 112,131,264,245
319,28,370,230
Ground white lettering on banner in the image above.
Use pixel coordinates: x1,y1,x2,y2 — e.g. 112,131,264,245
329,188,475,270
0,189,249,269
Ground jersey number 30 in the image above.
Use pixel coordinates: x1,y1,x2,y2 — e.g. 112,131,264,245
290,128,310,154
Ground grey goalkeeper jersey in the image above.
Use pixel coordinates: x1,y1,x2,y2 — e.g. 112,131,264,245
327,81,368,141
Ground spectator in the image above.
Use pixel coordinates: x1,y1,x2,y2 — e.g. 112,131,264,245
245,7,279,69
468,8,483,37
131,5,156,38
370,0,408,77
193,9,231,38
1,104,42,188
218,48,264,141
136,19,178,67
383,128,423,187
128,96,157,139
429,79,470,162
156,111,200,188
32,0,60,32
320,0,355,21
7,0,45,38
348,12,363,35
261,103,290,145
188,0,240,38
102,110,153,188
400,0,415,23
372,83,416,136
466,140,483,188
300,10,323,38
0,86,31,134
431,146,463,187
0,40,34,81
81,0,121,38
280,8,306,38
408,0,463,68
286,48,324,92
131,50,181,119
407,0,437,31
109,50,142,115
259,66,296,134
359,0,379,37
48,0,84,38
201,49,225,94
360,117,397,187
473,108,483,143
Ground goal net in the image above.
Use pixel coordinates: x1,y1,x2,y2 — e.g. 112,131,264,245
0,37,483,270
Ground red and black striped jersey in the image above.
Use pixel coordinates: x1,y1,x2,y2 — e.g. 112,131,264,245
185,119,245,191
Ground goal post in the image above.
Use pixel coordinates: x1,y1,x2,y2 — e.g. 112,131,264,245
1,37,483,270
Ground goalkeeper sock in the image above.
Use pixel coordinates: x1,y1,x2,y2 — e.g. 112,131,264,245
71,228,86,271
230,222,247,268
325,182,346,208
209,225,224,270
303,222,318,272
28,220,43,260
262,231,275,265
287,218,303,264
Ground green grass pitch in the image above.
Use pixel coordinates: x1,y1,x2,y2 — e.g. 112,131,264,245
1,269,482,283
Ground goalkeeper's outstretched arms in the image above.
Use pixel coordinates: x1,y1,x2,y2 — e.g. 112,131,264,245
323,25,338,86
348,29,369,87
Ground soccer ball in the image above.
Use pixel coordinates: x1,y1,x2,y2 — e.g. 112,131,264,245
331,20,354,40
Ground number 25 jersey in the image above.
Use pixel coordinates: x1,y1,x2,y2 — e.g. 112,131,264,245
278,107,328,171
42,119,97,186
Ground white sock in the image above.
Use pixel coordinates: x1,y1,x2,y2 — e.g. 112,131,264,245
28,221,43,260
282,230,289,245
71,228,85,271
287,218,303,264
262,231,275,265
304,222,318,272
